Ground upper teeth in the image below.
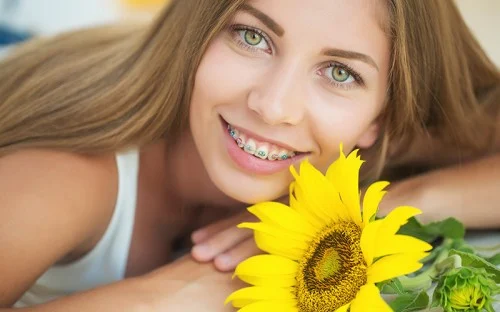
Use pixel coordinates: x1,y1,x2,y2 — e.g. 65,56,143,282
228,124,296,160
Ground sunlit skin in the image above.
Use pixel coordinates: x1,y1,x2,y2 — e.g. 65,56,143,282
2,0,500,310
189,0,391,204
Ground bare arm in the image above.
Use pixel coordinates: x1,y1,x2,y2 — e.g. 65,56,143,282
9,278,159,312
0,258,240,312
13,256,240,312
379,152,500,229
379,104,500,229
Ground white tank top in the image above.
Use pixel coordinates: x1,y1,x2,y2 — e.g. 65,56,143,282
14,148,140,307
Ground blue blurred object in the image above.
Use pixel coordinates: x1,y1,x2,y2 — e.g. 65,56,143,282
0,24,31,46
0,0,32,46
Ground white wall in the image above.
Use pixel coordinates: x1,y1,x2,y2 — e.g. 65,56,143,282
0,0,121,35
455,0,500,66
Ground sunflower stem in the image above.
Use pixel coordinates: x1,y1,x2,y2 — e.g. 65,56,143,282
435,254,462,271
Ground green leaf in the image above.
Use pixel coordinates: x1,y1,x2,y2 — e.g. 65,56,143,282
449,249,500,283
389,290,429,312
450,239,475,254
398,217,465,243
485,252,500,265
397,218,435,242
378,278,406,295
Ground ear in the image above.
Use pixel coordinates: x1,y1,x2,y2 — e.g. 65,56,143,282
356,121,380,149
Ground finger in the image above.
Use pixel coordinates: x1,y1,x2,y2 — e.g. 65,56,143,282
191,216,236,244
213,238,262,272
191,225,254,262
191,211,256,244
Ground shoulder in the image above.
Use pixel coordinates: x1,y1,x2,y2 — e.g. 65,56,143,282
0,149,119,305
0,148,119,244
0,148,118,208
0,147,116,176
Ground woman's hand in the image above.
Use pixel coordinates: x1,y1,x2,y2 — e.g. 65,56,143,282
145,255,246,311
190,210,262,272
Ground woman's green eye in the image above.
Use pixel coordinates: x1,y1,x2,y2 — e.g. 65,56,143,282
332,67,350,82
244,30,263,46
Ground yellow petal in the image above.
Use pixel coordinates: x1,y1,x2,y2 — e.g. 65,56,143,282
335,303,351,312
291,161,349,223
234,255,298,287
238,300,298,312
289,191,325,229
362,181,390,227
378,206,422,238
238,222,309,249
292,181,344,224
360,219,384,266
325,146,363,225
238,222,308,260
225,286,295,308
248,202,318,238
350,284,391,312
373,234,432,258
253,230,305,260
367,252,428,284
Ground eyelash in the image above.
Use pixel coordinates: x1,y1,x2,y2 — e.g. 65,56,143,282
323,62,365,90
228,24,364,89
229,24,273,54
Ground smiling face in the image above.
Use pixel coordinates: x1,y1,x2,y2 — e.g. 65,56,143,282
189,0,391,203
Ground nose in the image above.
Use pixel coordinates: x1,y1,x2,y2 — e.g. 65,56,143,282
247,59,306,126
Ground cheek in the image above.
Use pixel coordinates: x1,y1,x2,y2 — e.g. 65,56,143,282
308,94,381,164
193,38,261,108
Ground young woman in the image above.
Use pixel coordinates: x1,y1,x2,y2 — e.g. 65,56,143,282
0,0,498,310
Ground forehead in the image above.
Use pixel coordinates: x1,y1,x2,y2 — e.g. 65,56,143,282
243,0,390,55
245,0,389,29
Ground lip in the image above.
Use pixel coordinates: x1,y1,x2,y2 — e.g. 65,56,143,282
220,117,309,175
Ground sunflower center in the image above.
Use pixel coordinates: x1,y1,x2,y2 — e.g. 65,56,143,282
315,248,341,281
296,221,367,312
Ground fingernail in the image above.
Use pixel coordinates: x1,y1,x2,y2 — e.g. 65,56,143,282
216,255,232,269
192,244,211,259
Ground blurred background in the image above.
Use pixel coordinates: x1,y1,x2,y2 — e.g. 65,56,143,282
0,0,499,65
0,0,166,56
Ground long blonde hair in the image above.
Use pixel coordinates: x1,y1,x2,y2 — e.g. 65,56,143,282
0,0,245,155
0,0,499,175
364,0,500,180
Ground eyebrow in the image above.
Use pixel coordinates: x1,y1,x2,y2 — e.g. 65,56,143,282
240,4,285,37
239,4,378,71
322,48,379,71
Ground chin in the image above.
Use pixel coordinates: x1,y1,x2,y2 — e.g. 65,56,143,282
208,166,290,204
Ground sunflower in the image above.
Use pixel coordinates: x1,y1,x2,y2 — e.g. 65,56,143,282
225,146,433,312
